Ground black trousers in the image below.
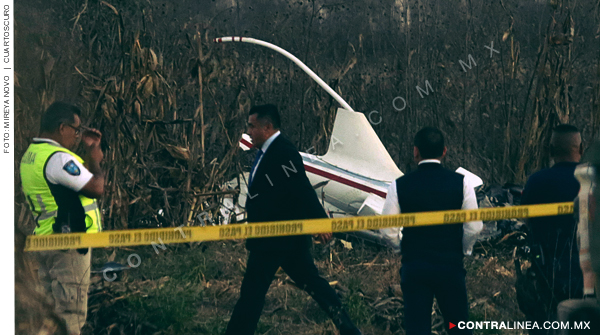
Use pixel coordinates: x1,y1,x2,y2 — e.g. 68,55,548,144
401,260,472,335
225,247,360,335
524,264,584,335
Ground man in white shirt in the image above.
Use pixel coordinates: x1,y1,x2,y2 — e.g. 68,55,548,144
381,127,482,335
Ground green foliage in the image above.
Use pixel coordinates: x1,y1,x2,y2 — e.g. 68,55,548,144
130,245,223,282
127,281,203,333
343,277,373,326
198,316,227,335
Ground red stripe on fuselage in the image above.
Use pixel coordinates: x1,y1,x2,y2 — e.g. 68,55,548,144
239,139,386,198
240,138,253,148
304,165,387,198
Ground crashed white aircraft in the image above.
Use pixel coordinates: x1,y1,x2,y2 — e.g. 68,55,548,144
215,37,483,250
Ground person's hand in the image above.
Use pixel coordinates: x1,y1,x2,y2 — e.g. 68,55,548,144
82,127,102,149
82,128,103,163
315,233,332,244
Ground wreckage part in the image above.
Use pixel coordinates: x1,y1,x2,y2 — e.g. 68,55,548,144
214,36,354,112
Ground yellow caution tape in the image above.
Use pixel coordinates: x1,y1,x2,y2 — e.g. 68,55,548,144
24,202,574,252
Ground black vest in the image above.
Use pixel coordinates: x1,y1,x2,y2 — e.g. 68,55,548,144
398,163,465,265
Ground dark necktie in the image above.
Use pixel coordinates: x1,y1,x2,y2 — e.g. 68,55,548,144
248,149,263,186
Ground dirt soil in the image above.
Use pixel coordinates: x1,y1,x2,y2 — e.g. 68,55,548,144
81,232,528,335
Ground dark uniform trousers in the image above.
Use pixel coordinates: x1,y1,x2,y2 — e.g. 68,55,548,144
225,247,356,335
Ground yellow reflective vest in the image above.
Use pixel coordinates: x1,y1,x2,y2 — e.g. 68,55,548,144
20,140,102,235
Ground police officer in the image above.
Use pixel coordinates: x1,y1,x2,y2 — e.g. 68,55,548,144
20,102,104,335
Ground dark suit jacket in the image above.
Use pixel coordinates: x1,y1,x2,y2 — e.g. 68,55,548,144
245,134,328,251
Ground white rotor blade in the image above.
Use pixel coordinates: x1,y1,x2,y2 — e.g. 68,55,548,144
214,36,354,112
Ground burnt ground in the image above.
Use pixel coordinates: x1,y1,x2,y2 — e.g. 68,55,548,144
81,231,528,335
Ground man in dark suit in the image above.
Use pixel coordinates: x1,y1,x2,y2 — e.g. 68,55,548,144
225,104,361,335
381,127,482,335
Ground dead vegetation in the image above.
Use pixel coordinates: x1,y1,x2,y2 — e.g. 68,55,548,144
15,228,69,335
15,0,600,230
13,1,600,334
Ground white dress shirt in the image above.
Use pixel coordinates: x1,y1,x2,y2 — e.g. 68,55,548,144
249,130,281,182
380,159,483,255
